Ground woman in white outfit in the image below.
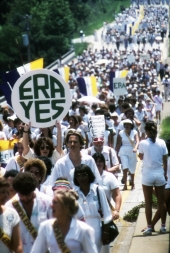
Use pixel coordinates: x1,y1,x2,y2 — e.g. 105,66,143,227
74,164,112,253
139,121,168,235
116,119,139,190
0,177,23,253
31,189,98,253
92,153,122,253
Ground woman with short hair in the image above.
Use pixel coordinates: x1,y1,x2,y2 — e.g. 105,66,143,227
74,164,112,253
31,189,98,253
22,121,63,166
139,121,168,235
116,119,139,190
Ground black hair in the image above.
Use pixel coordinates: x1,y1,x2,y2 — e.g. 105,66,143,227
79,106,88,114
92,153,106,170
109,104,116,113
166,140,170,156
124,107,135,116
121,102,130,110
144,121,157,143
91,104,98,109
68,115,79,125
40,128,52,139
34,137,54,157
4,170,19,179
37,156,53,176
12,172,38,195
73,164,95,186
71,102,78,110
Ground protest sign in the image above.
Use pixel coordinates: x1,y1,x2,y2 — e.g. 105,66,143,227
88,115,105,139
127,54,135,64
11,69,71,127
113,78,127,95
140,54,150,61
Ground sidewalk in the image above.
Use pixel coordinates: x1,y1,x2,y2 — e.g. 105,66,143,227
72,5,170,252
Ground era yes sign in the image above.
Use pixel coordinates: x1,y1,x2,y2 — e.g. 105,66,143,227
12,69,71,127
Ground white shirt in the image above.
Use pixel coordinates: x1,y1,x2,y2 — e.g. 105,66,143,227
76,183,112,224
139,138,168,173
101,170,119,201
84,146,119,169
0,207,20,253
31,218,98,253
50,153,102,187
5,191,52,253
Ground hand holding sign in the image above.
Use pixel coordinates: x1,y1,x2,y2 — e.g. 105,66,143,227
12,69,71,128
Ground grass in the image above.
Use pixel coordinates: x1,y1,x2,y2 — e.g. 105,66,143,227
72,0,131,38
159,116,170,140
123,195,158,222
73,42,89,56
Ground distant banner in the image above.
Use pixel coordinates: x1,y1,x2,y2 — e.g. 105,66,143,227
0,58,44,107
58,66,70,83
88,115,105,139
113,78,127,96
127,55,135,64
0,140,17,164
77,76,97,97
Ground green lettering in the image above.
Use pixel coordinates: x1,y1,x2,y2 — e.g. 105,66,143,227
19,77,33,100
51,99,65,120
50,76,65,98
33,74,50,99
20,101,33,119
35,100,51,122
114,83,118,89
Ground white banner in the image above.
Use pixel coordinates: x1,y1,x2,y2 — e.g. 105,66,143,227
113,78,127,96
140,54,150,61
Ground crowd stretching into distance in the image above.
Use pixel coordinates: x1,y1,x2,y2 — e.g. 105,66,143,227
0,3,170,253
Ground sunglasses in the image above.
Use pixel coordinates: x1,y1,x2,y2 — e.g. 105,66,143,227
30,171,40,176
40,145,50,150
76,173,88,178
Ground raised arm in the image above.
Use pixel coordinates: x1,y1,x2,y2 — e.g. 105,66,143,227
22,123,31,156
55,121,62,155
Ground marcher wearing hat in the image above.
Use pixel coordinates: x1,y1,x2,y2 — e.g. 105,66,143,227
135,103,148,141
162,75,170,102
116,119,139,190
153,90,164,124
145,98,155,121
84,137,120,178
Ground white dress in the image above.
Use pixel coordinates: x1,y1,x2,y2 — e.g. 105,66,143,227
118,129,137,173
31,218,98,253
0,207,20,253
76,183,112,253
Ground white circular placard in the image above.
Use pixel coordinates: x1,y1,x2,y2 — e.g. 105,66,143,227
11,69,72,127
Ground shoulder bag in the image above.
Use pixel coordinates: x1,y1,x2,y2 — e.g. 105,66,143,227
97,186,119,245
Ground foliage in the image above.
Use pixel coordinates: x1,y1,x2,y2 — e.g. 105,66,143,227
0,0,130,71
159,117,170,140
74,42,89,56
123,195,158,222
